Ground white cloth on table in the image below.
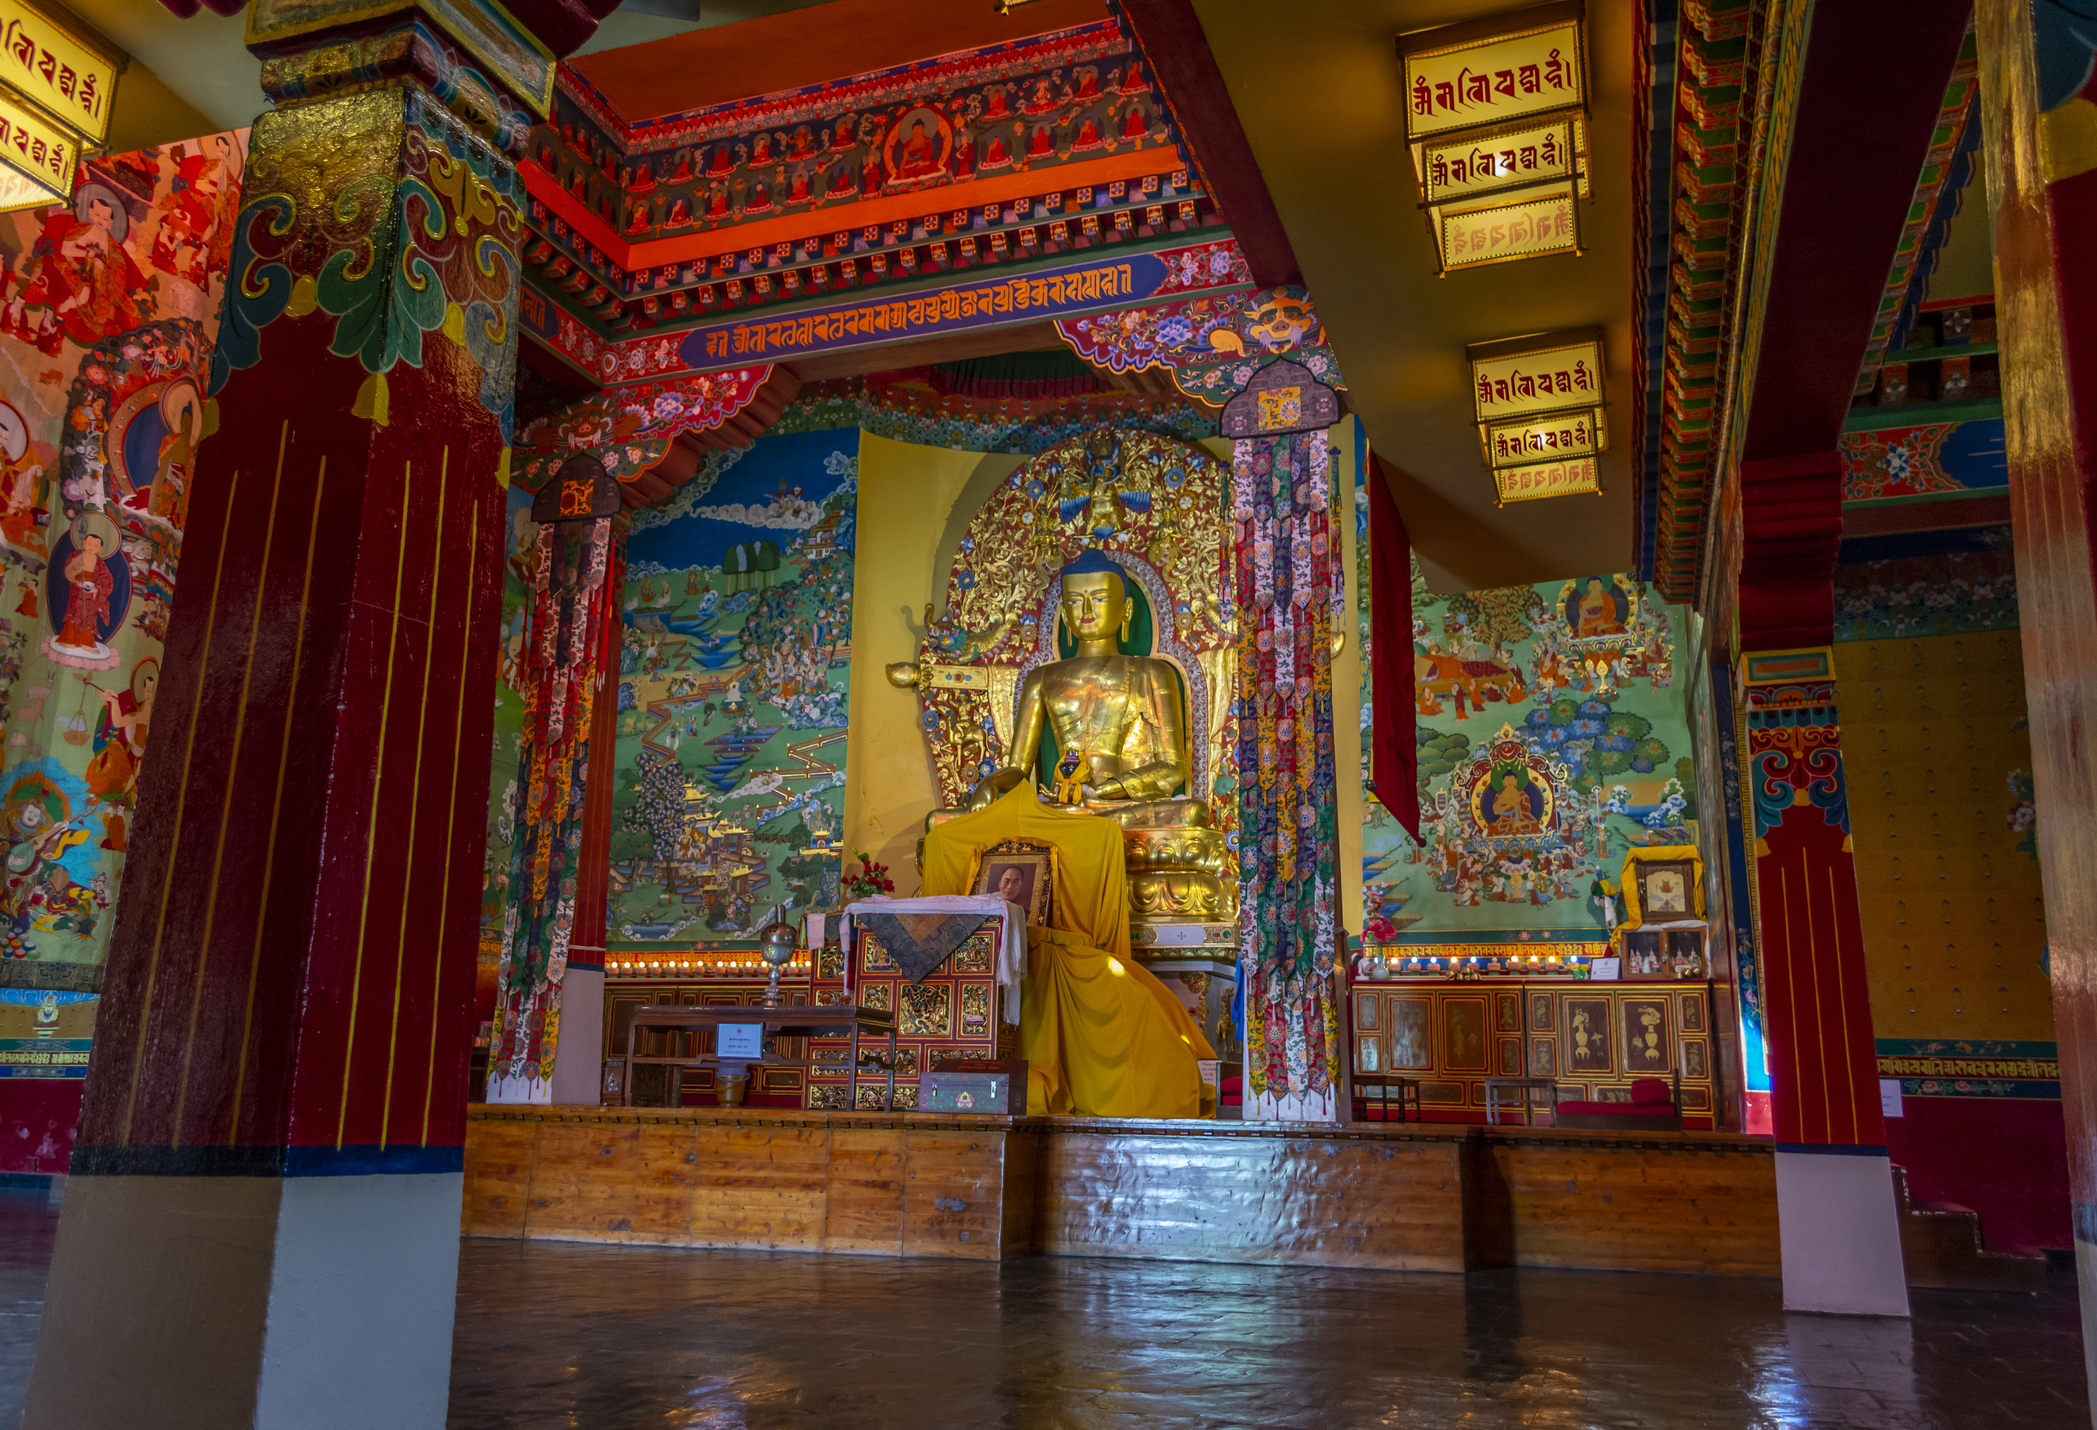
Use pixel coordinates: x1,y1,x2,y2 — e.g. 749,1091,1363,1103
841,894,1026,1023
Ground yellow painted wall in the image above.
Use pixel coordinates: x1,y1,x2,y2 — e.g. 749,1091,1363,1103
1332,420,1364,932
843,424,1362,926
844,434,1022,891
1836,633,2053,1041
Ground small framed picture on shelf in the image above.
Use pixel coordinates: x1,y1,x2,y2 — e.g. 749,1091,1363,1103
1639,860,1696,918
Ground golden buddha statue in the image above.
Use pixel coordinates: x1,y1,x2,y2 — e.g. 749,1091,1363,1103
963,551,1234,922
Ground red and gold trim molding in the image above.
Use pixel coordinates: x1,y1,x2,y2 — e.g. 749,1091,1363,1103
1848,31,1980,399
510,365,803,507
1643,0,1763,600
522,147,1210,310
518,8,1214,333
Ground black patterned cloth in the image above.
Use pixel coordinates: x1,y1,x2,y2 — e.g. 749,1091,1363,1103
855,911,994,983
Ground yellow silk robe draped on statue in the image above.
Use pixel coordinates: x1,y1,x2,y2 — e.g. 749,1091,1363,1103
921,785,1215,1117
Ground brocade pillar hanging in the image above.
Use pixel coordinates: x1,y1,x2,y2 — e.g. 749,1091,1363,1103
1232,429,1343,1114
488,454,623,1103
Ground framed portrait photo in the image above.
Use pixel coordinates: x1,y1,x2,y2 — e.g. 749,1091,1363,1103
969,842,1054,926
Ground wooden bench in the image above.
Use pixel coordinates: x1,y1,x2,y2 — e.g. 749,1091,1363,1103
1554,1073,1682,1131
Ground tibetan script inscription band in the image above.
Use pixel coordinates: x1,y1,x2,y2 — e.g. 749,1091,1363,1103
1402,13,1585,141
1420,117,1578,205
0,85,72,209
1485,409,1603,469
1470,336,1605,423
675,245,1248,371
0,0,116,144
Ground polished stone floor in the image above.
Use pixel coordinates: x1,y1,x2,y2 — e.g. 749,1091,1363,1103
445,1236,2092,1429
0,1195,49,1430
0,1190,2086,1427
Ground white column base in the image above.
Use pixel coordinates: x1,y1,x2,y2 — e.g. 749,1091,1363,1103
549,965,605,1106
1775,1147,1910,1316
24,1172,462,1429
482,1069,548,1104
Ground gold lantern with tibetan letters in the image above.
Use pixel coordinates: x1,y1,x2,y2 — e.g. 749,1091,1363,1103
1399,2,1589,274
0,0,121,214
1466,326,1607,505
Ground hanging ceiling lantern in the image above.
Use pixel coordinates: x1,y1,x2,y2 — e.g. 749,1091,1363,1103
1466,326,1607,505
1398,2,1589,274
0,0,120,214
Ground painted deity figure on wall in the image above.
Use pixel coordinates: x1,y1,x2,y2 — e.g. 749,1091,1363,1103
1487,771,1544,836
0,138,244,988
81,656,153,808
4,186,148,357
1571,576,1629,637
148,136,238,283
1368,560,1694,933
42,516,122,671
0,401,43,561
0,774,87,959
896,118,942,180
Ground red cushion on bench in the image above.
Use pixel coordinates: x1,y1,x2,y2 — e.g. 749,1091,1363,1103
1556,1100,1677,1116
1631,1078,1673,1105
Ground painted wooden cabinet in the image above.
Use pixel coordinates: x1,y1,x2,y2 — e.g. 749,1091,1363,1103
1346,978,1720,1128
803,927,1014,1109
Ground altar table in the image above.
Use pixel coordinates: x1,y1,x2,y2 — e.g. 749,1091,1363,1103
620,1004,898,1109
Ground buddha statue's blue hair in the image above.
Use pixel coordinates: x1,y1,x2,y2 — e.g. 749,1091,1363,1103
1060,550,1130,585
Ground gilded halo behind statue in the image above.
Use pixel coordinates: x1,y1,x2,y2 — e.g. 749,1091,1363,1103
888,426,1240,933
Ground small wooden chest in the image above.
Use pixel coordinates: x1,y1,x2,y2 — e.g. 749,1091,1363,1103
918,1070,1015,1114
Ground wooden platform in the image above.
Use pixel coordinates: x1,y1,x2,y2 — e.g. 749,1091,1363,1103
464,1106,1781,1276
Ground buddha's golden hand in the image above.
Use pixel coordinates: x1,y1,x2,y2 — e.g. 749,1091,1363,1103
967,767,1026,811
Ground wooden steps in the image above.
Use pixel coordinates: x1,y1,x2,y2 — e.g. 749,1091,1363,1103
1893,1164,2047,1293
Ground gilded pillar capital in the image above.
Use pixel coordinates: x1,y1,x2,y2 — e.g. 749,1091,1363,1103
245,0,568,159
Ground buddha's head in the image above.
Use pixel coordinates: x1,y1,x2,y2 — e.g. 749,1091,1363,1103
1059,550,1134,650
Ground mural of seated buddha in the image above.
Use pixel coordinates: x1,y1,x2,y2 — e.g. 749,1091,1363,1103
962,550,1234,922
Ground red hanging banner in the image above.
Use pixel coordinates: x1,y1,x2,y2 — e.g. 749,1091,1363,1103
1368,454,1420,842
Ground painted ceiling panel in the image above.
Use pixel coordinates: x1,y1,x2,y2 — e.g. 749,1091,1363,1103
572,0,1109,123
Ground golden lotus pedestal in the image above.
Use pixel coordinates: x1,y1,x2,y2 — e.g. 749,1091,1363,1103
1129,920,1240,1082
1117,806,1240,1078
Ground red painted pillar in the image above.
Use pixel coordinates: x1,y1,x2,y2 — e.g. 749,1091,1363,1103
1736,455,1906,1315
19,8,551,1423
1704,0,1971,1317
1977,0,2097,1399
1741,650,1905,1312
